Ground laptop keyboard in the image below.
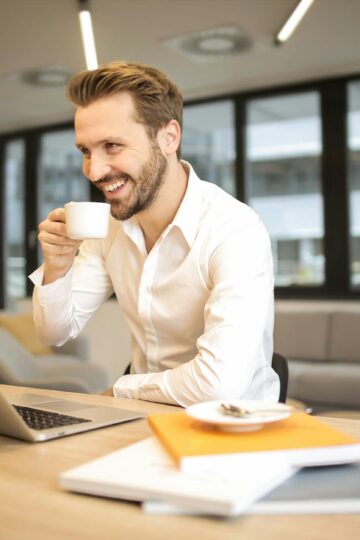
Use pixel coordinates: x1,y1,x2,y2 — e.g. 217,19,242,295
13,405,91,431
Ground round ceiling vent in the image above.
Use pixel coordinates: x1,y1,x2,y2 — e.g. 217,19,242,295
21,67,73,87
163,26,252,62
182,29,252,57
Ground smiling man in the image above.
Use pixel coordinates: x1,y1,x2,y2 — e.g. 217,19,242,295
30,61,279,406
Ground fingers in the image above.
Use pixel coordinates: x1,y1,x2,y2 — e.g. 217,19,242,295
38,207,80,262
40,240,80,256
38,208,68,237
38,208,78,245
48,207,66,223
38,227,79,247
38,207,82,284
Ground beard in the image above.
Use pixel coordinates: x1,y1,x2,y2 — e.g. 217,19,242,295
96,141,168,221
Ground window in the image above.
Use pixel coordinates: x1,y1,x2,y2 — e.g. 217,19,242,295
245,92,324,286
4,139,26,307
182,100,236,196
348,81,360,288
38,130,89,222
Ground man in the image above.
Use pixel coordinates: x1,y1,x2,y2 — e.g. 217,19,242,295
30,61,279,406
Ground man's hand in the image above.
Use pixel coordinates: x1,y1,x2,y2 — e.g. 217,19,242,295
101,387,114,396
38,208,82,285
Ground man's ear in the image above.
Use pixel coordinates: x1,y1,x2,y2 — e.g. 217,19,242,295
158,120,181,156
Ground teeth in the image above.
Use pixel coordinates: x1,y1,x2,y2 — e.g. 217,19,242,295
104,180,126,192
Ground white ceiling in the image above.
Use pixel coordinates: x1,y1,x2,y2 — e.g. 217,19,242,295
1,0,360,135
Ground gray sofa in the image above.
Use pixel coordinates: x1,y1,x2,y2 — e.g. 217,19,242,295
0,328,108,394
274,306,360,410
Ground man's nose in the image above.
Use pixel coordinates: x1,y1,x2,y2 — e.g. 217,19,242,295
86,156,111,183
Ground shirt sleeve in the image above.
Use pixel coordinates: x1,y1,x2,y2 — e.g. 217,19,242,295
114,224,275,406
30,239,114,347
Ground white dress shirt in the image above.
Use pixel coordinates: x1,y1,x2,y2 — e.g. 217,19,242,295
30,163,279,406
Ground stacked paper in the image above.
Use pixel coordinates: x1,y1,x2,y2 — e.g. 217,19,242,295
60,409,360,516
60,436,295,517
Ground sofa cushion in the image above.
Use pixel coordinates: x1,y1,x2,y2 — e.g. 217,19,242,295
288,360,360,407
329,312,360,363
0,313,52,356
274,312,330,361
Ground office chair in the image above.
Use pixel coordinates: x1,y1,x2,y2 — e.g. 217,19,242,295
124,352,289,404
124,363,131,375
272,352,289,403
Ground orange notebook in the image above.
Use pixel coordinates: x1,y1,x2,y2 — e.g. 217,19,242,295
148,411,360,472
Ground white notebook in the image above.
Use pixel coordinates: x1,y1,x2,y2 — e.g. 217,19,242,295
59,436,295,517
143,462,360,516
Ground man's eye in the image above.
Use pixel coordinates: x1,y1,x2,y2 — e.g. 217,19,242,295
79,147,90,156
105,143,120,151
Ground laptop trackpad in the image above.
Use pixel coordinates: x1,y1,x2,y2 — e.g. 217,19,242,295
38,401,97,413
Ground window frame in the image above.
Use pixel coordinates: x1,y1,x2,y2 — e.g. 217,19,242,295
185,75,360,299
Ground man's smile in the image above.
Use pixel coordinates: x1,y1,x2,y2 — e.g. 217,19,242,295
103,178,128,193
95,176,131,200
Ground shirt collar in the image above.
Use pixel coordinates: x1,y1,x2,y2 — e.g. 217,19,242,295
121,160,203,250
121,215,146,253
171,161,203,247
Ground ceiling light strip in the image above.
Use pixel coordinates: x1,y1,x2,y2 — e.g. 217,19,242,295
78,0,98,69
276,0,314,44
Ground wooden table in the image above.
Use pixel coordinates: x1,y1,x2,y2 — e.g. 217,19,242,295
1,384,360,540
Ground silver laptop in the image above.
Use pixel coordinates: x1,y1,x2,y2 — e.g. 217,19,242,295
0,391,144,442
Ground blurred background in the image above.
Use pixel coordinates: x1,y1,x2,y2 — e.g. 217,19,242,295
1,0,360,412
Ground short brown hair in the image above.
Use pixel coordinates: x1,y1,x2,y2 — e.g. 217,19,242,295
68,61,183,159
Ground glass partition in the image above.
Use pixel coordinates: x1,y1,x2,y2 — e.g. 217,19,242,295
246,92,324,286
347,81,360,288
4,139,26,306
183,100,236,196
38,130,89,222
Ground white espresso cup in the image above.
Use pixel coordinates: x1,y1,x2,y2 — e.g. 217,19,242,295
65,202,111,240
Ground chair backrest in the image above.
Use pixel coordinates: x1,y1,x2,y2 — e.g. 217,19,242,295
272,352,289,403
124,363,131,375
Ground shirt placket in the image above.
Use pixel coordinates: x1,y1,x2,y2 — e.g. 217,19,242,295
138,245,160,372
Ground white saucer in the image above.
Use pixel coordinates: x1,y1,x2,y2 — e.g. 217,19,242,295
185,400,293,432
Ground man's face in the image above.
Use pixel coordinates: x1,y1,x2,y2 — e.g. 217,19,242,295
75,93,168,221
